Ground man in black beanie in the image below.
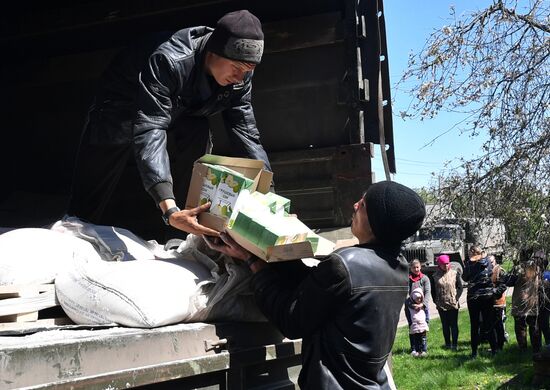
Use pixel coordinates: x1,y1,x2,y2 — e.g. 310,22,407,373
205,181,426,389
68,10,270,239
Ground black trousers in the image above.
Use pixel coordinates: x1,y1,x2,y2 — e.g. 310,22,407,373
467,295,497,355
68,109,210,240
411,332,427,353
438,308,459,347
405,304,430,351
540,307,550,346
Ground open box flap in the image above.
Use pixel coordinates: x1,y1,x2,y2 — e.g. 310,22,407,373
186,155,273,211
198,154,265,169
197,155,272,193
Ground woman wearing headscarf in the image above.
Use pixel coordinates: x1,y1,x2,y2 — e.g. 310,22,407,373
432,254,463,350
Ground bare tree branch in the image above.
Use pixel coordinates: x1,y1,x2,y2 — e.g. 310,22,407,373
398,0,550,255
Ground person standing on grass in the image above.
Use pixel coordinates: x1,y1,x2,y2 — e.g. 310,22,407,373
510,249,545,353
463,245,506,358
407,287,430,357
489,254,509,351
432,254,463,351
540,263,550,346
405,259,431,353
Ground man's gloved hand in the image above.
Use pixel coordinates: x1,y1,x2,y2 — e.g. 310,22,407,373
169,203,220,237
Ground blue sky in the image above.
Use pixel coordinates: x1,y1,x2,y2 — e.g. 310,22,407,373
375,1,493,189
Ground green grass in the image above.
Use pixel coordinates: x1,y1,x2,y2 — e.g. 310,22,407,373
391,306,548,389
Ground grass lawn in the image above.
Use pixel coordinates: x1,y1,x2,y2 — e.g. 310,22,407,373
391,306,548,389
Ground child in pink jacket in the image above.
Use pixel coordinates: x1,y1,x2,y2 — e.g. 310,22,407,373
407,287,429,356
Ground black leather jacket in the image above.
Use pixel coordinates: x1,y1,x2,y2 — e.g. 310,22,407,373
463,256,505,300
89,26,271,204
252,243,409,389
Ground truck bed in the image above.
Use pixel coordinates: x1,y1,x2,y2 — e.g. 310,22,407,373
1,322,302,389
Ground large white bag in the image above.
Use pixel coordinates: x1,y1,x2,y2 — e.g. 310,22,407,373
175,234,266,323
50,217,171,261
0,228,100,285
55,254,214,328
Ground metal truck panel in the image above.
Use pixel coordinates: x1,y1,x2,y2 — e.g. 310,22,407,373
0,322,301,389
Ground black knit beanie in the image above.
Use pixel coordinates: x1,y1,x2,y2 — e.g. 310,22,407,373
207,10,264,64
364,181,426,245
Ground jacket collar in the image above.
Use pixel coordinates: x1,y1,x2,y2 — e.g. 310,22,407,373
354,241,402,258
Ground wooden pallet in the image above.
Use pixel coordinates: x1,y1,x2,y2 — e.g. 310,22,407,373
0,283,73,331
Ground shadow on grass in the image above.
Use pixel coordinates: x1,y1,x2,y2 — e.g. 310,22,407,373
392,297,550,388
393,317,541,388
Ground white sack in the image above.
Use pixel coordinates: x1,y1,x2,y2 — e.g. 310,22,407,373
176,234,266,323
55,254,214,328
0,228,101,286
50,217,173,261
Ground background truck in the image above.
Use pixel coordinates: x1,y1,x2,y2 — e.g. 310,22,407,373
0,0,395,388
402,217,507,275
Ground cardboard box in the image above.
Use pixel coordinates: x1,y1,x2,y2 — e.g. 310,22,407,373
257,216,310,251
186,154,273,232
185,154,335,262
229,228,335,262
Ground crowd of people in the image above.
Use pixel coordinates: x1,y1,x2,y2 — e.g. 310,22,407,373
405,247,549,358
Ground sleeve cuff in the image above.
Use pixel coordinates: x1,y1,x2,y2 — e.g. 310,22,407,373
148,182,175,205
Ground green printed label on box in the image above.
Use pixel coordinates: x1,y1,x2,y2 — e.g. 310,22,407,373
198,164,223,206
231,211,252,238
257,216,310,250
211,168,255,218
246,218,265,245
258,228,284,251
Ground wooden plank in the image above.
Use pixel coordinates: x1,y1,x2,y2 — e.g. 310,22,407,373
0,286,58,318
0,311,39,323
0,283,54,296
0,317,73,332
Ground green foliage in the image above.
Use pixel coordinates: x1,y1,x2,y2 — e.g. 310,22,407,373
415,187,438,204
398,0,550,261
435,174,550,262
392,307,547,389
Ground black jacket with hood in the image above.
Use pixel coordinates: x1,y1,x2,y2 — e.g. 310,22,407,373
89,26,271,204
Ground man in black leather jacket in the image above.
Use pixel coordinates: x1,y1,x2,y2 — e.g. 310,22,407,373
205,181,426,389
68,10,271,237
